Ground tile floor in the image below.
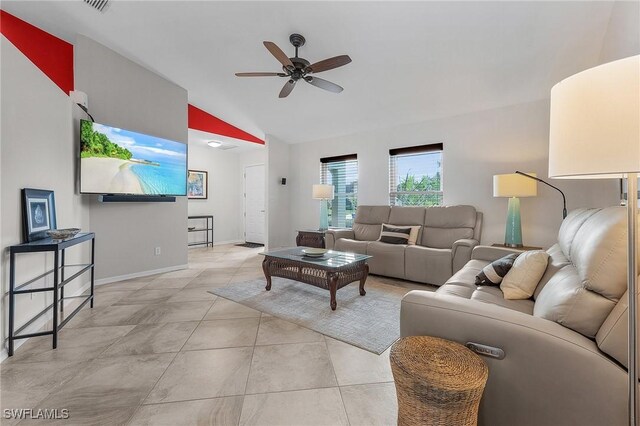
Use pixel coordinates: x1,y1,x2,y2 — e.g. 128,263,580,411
0,244,424,426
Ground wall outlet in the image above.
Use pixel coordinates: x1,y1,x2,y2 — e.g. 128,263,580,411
154,247,161,256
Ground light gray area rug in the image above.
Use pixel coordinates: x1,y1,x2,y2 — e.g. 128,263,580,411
210,277,408,354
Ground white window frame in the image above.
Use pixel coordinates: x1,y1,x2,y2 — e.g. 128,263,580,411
320,154,358,228
389,144,443,206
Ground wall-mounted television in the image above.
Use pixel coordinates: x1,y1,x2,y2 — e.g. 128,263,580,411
80,120,187,196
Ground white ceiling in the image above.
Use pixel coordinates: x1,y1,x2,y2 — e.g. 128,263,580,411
3,1,617,143
188,128,264,153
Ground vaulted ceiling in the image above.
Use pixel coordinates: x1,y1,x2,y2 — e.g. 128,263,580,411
3,1,620,143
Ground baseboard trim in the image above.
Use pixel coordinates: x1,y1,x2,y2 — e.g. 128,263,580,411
1,281,92,363
187,239,244,248
95,264,189,286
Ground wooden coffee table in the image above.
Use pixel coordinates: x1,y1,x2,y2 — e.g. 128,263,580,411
260,247,371,310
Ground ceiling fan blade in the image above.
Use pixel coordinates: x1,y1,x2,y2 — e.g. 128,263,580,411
235,72,287,77
279,79,296,98
304,76,343,93
307,55,352,73
263,41,294,69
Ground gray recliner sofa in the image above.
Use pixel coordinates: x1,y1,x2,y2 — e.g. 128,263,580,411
326,205,483,285
401,206,634,426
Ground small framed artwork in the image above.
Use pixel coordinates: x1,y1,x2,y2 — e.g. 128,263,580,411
188,170,208,199
22,188,57,242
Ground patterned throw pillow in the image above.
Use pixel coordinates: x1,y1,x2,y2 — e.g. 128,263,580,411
475,254,519,285
378,224,414,245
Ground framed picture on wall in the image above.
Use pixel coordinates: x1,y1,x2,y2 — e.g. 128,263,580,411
188,170,208,199
22,188,57,242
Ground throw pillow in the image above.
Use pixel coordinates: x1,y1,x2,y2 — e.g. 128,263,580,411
475,254,519,285
501,250,550,300
378,224,420,245
406,225,421,245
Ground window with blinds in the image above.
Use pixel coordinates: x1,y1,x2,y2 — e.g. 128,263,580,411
389,144,443,206
320,154,358,228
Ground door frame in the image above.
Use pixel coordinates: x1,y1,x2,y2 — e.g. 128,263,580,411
243,163,266,244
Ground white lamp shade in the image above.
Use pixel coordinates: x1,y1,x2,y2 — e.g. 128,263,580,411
312,184,334,200
549,55,640,178
493,173,538,197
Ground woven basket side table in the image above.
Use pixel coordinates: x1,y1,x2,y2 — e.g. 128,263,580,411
390,336,489,426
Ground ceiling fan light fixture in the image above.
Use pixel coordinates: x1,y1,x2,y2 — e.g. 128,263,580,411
237,34,351,98
207,140,222,148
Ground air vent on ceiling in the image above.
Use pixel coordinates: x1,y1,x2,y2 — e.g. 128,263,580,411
84,0,110,12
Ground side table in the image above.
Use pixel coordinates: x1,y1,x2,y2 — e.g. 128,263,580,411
390,336,488,426
188,215,214,247
296,230,326,248
8,232,96,356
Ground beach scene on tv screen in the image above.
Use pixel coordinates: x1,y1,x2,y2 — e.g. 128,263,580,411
80,121,187,195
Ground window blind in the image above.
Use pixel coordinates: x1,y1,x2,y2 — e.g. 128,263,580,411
389,144,443,206
320,154,358,228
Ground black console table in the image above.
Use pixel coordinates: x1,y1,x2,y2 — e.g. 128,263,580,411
188,215,213,247
8,232,95,356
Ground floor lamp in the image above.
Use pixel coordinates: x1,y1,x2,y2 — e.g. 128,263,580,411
548,55,640,425
515,171,567,219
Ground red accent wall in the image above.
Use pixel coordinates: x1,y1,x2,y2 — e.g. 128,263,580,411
0,10,74,94
188,104,265,145
1,10,262,143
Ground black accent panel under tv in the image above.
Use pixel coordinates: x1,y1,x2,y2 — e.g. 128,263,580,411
98,195,176,203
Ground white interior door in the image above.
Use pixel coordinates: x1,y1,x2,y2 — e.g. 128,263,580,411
244,164,265,244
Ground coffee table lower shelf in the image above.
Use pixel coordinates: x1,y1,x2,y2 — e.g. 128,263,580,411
261,255,369,310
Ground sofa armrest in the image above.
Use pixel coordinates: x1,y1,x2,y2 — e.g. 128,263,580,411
451,238,479,273
325,228,355,249
471,245,523,262
400,291,626,426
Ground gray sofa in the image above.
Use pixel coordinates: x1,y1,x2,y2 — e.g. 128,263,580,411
326,205,483,285
401,206,632,426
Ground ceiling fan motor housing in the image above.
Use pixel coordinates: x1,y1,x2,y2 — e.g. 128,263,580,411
284,58,311,80
285,34,310,79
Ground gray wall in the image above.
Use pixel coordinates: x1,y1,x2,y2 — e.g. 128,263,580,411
266,135,291,249
187,143,241,245
1,37,91,359
74,36,188,281
599,0,640,63
287,99,619,249
187,144,266,245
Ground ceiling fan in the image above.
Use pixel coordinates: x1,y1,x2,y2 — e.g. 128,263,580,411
236,33,352,98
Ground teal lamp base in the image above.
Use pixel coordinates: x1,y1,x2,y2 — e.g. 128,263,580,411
319,200,329,231
504,197,523,248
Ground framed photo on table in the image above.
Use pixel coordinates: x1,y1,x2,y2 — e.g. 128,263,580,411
22,188,57,242
188,170,208,199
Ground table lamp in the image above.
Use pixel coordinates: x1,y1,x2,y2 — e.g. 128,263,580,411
548,55,640,425
312,184,334,231
493,173,537,247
